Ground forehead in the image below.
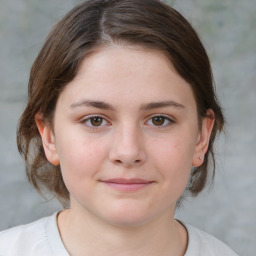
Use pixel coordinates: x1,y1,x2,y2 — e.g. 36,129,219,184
57,45,196,112
76,44,175,80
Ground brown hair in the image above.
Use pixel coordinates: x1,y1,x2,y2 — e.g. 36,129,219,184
17,0,224,207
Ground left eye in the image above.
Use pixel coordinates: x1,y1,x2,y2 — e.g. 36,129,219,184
146,116,173,127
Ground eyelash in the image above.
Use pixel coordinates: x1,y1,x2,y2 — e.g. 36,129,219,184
80,115,110,130
80,114,175,130
145,114,175,128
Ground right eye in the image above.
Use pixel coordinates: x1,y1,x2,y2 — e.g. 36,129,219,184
81,116,109,129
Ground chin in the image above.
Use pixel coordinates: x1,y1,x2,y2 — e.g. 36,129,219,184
101,204,157,228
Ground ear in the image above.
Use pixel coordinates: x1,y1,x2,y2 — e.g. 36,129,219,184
192,109,215,167
35,113,60,166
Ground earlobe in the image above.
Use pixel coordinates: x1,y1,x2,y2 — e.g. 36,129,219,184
35,113,60,166
192,109,215,167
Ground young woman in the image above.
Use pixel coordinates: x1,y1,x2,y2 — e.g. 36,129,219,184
0,0,238,255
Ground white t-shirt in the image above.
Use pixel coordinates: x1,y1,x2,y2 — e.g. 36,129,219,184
0,213,238,256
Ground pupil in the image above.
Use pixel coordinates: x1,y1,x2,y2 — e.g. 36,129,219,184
153,117,164,126
91,117,103,126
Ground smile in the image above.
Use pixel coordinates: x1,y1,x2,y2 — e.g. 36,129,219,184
100,178,155,192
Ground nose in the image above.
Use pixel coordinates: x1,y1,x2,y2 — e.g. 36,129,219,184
109,125,147,167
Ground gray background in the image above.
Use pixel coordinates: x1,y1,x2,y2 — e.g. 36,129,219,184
0,0,255,255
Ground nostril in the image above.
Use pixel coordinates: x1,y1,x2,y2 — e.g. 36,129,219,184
114,159,141,165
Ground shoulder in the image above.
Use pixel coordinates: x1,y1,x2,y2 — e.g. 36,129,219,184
184,223,239,256
0,213,59,256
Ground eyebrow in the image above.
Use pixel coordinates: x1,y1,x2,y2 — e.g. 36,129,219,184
140,100,185,110
70,99,115,110
70,99,185,111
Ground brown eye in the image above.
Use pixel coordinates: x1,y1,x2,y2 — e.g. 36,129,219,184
90,117,103,126
152,116,165,126
146,115,173,127
82,116,109,129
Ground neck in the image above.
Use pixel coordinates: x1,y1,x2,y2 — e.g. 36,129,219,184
57,207,187,256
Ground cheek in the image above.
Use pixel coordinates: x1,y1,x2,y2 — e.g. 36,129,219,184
151,135,195,169
149,135,196,190
55,134,109,189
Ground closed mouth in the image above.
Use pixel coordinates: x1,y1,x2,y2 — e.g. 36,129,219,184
100,178,155,191
102,178,153,184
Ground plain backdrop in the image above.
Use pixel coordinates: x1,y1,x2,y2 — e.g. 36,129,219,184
0,1,255,255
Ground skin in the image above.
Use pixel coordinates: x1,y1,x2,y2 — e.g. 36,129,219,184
36,45,214,256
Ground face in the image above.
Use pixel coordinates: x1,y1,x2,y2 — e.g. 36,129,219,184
37,45,213,227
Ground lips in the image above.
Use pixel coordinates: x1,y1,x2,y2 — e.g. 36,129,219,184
100,178,154,192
